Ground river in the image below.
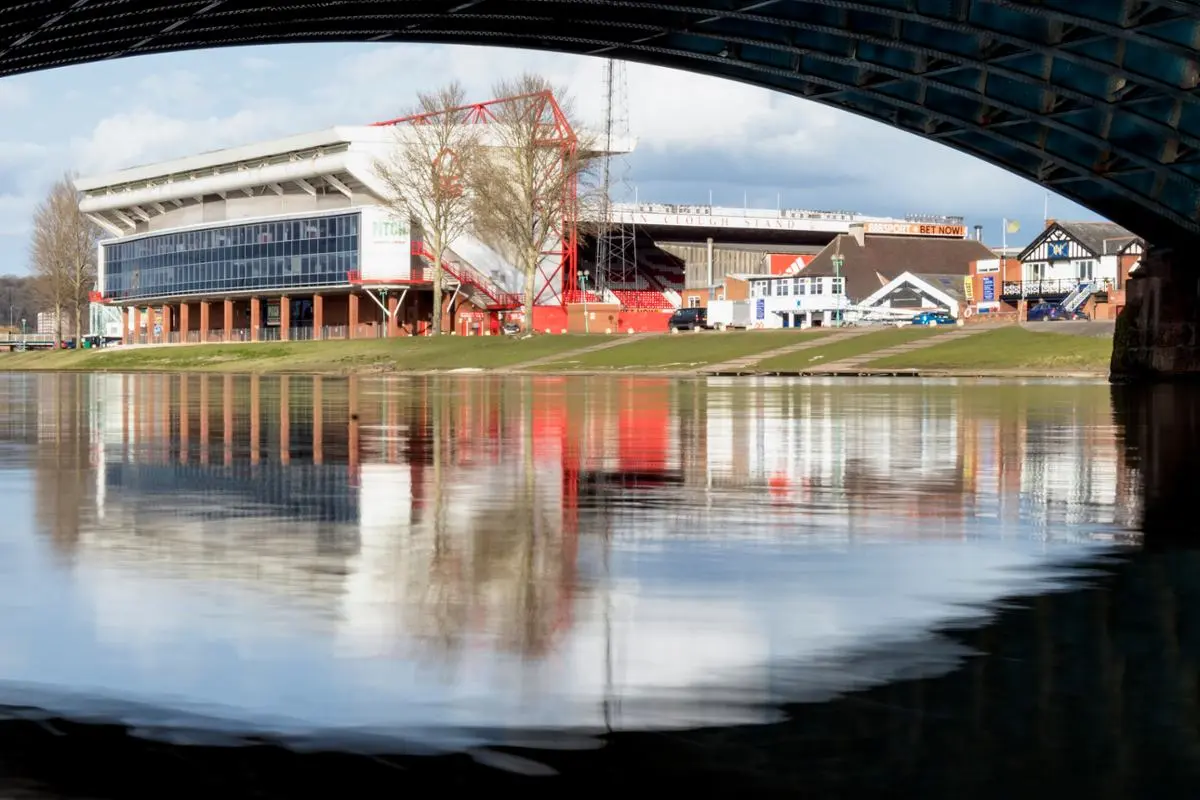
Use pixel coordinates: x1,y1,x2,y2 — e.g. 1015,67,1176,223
0,372,1194,797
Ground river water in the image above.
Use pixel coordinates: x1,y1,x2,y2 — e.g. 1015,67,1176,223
0,372,1195,797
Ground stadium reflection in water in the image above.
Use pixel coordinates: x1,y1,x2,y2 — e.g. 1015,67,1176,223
6,372,1200,795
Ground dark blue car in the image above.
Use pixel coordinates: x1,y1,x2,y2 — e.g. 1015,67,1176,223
1027,302,1087,322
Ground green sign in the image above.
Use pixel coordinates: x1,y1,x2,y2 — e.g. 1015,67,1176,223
372,219,409,240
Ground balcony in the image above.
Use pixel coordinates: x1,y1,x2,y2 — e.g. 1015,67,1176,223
1001,278,1083,299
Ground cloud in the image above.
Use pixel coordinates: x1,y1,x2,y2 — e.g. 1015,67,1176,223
0,82,28,110
0,42,1097,274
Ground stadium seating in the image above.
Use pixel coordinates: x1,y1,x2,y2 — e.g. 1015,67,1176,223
611,289,675,310
576,231,685,311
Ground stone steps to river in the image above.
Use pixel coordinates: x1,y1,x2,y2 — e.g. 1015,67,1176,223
699,329,872,375
802,326,986,374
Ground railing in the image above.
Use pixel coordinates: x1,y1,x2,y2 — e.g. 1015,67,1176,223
1001,279,1081,298
410,242,522,309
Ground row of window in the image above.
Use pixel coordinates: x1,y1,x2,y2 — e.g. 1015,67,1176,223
103,214,362,301
106,215,361,262
749,277,845,298
1025,259,1096,281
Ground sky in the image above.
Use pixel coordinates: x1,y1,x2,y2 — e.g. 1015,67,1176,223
0,42,1098,276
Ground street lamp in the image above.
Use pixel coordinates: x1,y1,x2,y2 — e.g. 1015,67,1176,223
579,269,591,334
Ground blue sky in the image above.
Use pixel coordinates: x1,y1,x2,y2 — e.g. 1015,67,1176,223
0,43,1097,275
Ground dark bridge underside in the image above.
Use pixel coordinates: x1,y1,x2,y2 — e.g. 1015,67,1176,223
2,0,1199,245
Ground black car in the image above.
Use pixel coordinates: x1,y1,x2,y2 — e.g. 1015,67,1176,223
668,307,708,331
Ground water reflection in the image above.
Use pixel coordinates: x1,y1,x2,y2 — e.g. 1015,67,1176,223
0,374,1140,754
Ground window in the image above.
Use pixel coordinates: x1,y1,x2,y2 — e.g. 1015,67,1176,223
777,280,790,296
797,278,808,295
831,277,845,295
1076,260,1095,280
688,295,701,308
1027,262,1047,280
750,281,767,297
812,279,823,295
101,212,361,302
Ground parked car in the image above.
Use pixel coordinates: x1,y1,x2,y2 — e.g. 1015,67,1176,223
1027,302,1087,322
668,307,708,331
910,311,957,327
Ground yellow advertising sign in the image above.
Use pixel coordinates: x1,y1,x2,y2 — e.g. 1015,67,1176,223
863,222,968,238
963,276,974,301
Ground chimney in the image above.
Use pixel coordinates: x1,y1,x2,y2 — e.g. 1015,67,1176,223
1045,218,1057,229
973,224,982,241
849,223,865,247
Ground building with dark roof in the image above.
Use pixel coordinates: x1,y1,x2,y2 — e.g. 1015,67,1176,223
801,232,995,302
859,272,969,319
1002,220,1146,320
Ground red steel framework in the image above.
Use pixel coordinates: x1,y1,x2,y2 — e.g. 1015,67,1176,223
372,91,580,309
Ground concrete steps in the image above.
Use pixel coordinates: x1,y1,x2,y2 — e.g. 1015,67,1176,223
804,325,984,373
700,329,871,375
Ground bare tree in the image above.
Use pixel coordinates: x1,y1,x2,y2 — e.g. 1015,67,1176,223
375,82,485,336
469,74,595,330
30,175,98,345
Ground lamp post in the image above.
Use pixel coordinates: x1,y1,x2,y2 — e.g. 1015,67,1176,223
579,269,591,334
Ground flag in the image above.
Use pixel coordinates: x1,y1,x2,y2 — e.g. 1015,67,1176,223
1004,218,1021,234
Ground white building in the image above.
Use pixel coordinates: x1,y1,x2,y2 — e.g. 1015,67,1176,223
1010,220,1144,304
858,272,967,319
75,100,634,343
744,274,849,328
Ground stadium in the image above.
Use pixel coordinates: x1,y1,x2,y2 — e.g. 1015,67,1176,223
78,89,993,343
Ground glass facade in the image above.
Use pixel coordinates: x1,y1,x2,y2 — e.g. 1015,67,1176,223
102,213,361,302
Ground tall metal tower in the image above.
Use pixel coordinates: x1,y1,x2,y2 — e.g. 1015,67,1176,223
594,58,637,290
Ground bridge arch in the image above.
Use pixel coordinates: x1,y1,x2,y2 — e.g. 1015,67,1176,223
2,1,1199,245
5,0,1200,378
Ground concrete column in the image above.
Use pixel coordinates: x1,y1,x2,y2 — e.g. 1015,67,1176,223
1111,245,1200,380
279,375,291,466
179,303,190,341
279,296,291,341
145,306,156,344
122,307,133,345
178,374,189,464
198,374,210,465
387,294,400,337
160,304,172,342
250,297,261,342
348,292,360,339
312,376,323,465
223,374,234,467
250,374,261,466
199,301,210,344
312,293,324,339
224,298,234,342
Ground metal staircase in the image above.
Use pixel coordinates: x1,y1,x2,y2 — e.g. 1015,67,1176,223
411,242,522,310
1061,280,1096,313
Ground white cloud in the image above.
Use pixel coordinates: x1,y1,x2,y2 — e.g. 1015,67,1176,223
0,82,28,110
0,42,1095,273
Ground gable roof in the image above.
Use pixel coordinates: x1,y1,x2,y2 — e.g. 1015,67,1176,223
911,273,967,303
860,271,965,312
1018,220,1142,260
803,234,993,300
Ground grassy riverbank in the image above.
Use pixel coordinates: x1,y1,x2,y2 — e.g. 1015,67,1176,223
0,335,608,374
0,324,1114,376
867,326,1113,372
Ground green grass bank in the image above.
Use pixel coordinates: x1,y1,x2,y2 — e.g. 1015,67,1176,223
0,324,1113,376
